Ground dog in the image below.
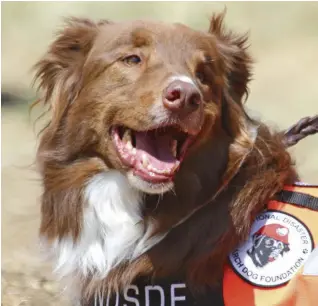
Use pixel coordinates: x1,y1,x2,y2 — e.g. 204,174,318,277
33,12,300,305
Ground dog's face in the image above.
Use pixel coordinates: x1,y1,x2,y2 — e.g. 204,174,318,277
248,234,290,267
35,16,251,195
78,20,224,194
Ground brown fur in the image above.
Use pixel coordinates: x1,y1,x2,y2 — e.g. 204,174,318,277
33,12,298,303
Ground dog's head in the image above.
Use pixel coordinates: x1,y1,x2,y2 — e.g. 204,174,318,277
34,13,253,195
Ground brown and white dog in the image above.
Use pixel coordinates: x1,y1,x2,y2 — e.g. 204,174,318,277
33,13,298,305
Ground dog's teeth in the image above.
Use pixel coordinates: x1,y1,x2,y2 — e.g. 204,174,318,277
126,140,133,151
132,148,137,155
171,140,177,157
173,161,180,171
142,153,149,167
149,172,155,177
123,128,132,143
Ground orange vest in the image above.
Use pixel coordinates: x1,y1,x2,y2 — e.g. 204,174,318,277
223,184,318,306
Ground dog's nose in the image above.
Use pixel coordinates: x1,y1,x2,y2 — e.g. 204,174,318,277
163,80,202,112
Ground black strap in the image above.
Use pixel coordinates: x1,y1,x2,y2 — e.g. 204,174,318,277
276,190,318,211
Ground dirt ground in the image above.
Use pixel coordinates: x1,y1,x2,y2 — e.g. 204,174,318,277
1,2,318,305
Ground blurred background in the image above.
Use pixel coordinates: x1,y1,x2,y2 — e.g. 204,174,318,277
2,2,318,305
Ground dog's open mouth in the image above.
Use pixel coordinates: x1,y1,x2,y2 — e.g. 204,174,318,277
111,125,193,182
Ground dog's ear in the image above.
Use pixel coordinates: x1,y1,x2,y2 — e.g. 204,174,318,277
209,11,252,105
207,12,258,191
33,17,110,126
208,12,256,142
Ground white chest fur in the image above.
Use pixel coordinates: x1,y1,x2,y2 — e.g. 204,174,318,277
47,171,164,280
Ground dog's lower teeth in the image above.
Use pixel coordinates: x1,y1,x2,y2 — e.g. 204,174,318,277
142,153,149,167
174,161,180,171
146,164,175,175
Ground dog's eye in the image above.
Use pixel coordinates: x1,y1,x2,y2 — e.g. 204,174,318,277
122,55,142,66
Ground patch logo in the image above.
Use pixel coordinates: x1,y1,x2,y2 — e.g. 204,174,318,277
229,210,313,287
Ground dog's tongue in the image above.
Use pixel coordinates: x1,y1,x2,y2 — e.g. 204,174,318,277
134,131,176,171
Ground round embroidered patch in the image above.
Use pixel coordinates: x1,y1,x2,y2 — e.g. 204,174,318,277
229,210,314,287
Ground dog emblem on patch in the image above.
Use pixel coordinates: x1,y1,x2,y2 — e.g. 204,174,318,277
247,224,290,267
229,210,313,287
